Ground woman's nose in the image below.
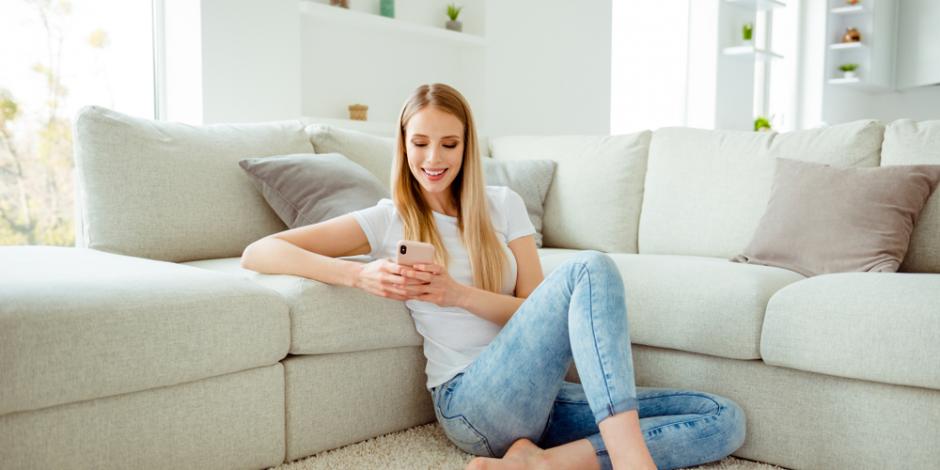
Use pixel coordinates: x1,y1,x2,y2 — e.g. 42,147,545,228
426,146,443,164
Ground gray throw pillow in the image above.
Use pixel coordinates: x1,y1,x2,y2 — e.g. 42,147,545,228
730,157,940,277
482,159,556,248
239,153,389,228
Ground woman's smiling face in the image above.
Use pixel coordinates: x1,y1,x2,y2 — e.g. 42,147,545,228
404,106,465,200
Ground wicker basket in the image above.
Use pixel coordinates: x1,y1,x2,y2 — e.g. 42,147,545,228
348,104,368,121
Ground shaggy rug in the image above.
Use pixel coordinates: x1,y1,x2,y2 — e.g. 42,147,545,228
272,422,789,470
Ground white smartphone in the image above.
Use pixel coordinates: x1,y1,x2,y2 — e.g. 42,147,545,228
395,240,435,267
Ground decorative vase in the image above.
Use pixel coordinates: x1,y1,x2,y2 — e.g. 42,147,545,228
380,0,394,18
348,104,368,121
446,20,462,32
843,71,857,79
742,23,753,42
842,27,861,42
846,0,860,5
329,0,349,8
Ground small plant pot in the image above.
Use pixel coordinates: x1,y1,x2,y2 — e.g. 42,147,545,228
446,20,462,32
348,104,368,121
843,71,857,79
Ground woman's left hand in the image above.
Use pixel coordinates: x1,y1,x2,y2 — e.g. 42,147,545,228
399,263,467,308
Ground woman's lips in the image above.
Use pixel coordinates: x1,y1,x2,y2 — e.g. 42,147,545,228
423,168,447,181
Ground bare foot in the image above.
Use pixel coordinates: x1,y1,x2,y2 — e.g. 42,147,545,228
465,438,548,470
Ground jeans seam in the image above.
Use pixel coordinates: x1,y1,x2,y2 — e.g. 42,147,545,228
638,392,723,403
553,399,589,404
440,413,495,457
644,403,724,434
535,404,555,444
582,261,616,418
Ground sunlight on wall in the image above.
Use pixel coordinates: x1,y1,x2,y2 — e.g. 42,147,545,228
610,0,691,134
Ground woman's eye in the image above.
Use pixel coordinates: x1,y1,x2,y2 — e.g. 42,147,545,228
413,143,427,147
444,144,457,149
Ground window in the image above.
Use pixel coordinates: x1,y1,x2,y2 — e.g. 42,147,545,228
0,0,154,246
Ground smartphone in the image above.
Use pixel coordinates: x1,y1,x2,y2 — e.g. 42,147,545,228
396,240,435,267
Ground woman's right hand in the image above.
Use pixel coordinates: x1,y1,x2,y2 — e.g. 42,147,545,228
354,258,427,301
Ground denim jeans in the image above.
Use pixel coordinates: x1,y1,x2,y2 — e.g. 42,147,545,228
429,251,747,470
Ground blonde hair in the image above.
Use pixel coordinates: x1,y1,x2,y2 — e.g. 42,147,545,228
392,83,507,293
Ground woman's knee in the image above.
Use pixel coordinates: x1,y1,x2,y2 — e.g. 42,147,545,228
570,250,619,279
715,396,747,454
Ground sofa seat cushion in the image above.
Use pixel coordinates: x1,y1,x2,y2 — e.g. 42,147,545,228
182,258,423,355
0,246,290,415
761,272,940,390
537,249,804,360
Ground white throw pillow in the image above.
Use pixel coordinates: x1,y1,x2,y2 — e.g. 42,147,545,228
489,131,652,253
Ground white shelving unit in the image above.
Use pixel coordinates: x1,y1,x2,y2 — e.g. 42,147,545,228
299,1,486,47
715,0,786,130
720,0,786,58
722,45,784,60
302,115,396,137
830,4,868,15
824,0,897,92
724,0,786,11
297,0,487,126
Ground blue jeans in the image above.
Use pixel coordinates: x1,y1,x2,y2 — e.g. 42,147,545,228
429,251,747,470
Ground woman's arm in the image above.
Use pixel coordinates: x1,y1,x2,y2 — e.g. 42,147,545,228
400,234,544,326
241,214,421,301
241,214,369,287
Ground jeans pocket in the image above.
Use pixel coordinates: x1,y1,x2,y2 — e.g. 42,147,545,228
435,407,494,457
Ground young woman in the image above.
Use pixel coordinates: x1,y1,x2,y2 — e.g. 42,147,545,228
241,83,746,470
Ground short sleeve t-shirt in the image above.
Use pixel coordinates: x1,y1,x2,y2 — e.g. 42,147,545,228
351,185,536,390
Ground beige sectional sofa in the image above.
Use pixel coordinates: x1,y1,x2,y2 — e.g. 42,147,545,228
1,106,938,469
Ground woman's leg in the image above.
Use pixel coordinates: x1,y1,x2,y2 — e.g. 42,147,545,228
435,251,647,463
536,384,747,470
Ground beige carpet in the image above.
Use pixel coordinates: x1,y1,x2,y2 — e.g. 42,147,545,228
272,422,789,470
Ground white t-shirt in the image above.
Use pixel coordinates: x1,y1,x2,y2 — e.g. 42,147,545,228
351,185,536,390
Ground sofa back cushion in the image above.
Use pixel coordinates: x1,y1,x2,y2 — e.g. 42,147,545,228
638,120,884,258
306,124,398,189
307,124,555,247
488,132,652,252
882,119,940,272
73,106,312,262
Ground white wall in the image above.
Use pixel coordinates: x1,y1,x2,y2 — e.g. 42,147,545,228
610,1,692,134
485,0,612,136
299,0,486,134
165,0,615,136
201,0,301,124
163,0,301,124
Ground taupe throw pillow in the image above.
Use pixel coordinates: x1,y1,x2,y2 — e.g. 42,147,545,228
731,157,940,276
239,153,389,228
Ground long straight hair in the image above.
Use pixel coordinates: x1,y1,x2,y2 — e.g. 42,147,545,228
392,83,507,293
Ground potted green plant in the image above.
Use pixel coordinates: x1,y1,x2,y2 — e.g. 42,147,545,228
446,3,463,32
742,23,753,43
754,116,772,132
839,63,859,79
